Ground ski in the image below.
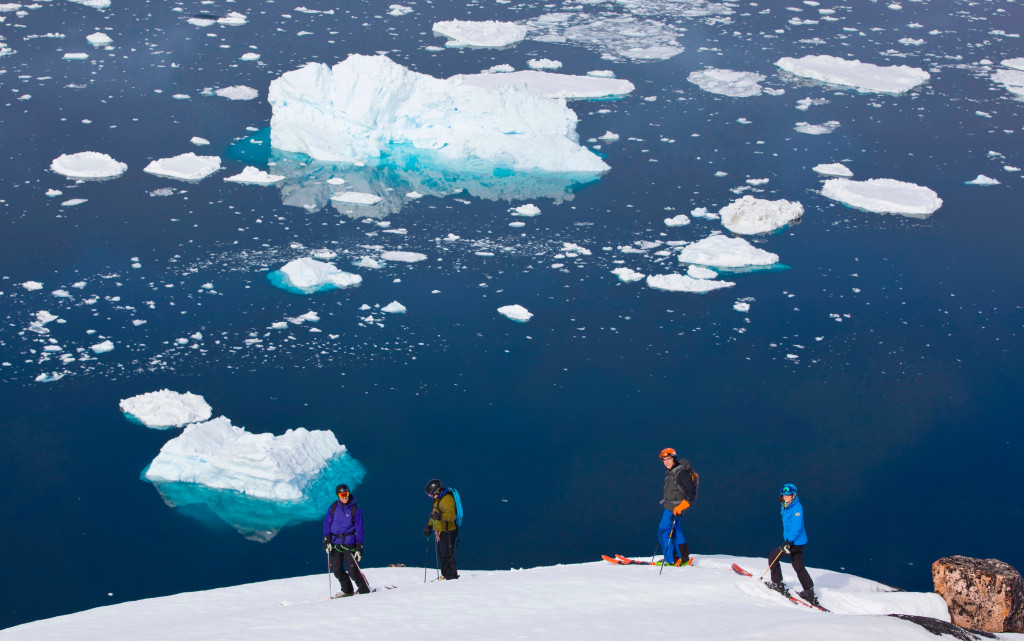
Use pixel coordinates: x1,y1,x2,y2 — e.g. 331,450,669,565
602,554,692,566
730,564,829,612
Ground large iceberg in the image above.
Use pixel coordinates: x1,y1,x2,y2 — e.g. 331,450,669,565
268,55,609,174
678,234,780,269
776,55,930,94
821,178,942,217
719,195,803,235
120,389,213,429
268,257,362,294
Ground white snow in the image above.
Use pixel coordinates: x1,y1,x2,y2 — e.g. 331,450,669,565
687,265,718,280
379,251,427,263
813,163,853,177
331,191,383,205
687,69,766,97
1004,58,1024,71
143,416,344,501
611,267,645,283
119,389,213,429
214,85,258,100
647,273,735,293
454,70,635,100
719,195,804,235
497,304,532,322
432,20,527,48
275,257,362,293
268,55,609,174
144,153,221,181
224,166,286,185
821,178,942,217
678,234,780,269
381,301,407,314
776,55,930,94
964,174,1000,186
50,151,127,179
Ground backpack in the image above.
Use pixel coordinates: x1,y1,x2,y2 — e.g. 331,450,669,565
448,488,464,528
675,464,699,503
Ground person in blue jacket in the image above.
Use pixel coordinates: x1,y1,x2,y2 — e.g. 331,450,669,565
767,483,818,606
323,483,369,597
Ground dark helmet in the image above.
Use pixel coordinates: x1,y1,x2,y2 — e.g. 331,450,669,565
779,483,798,496
425,479,442,496
335,484,350,495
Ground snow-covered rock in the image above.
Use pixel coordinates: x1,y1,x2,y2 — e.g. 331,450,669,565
719,195,803,235
432,20,527,48
224,166,285,185
119,390,213,429
498,304,532,322
687,69,765,97
678,234,780,269
144,153,221,181
268,55,609,174
776,55,930,94
647,273,735,293
454,70,635,100
821,178,942,217
270,257,362,294
143,416,344,501
50,151,127,179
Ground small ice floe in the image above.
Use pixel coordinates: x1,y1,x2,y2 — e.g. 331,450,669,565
646,273,735,293
119,389,213,429
733,301,751,312
50,151,127,179
794,120,840,135
310,249,336,260
144,153,221,181
497,304,533,322
795,97,829,111
433,20,527,48
191,137,210,146
964,175,1000,186
813,163,853,177
211,85,258,100
991,68,1024,97
821,178,942,217
218,11,247,26
224,166,285,185
719,195,804,235
22,281,44,290
455,70,634,99
63,53,89,60
286,311,319,324
691,207,719,220
86,32,112,45
61,198,88,206
68,0,109,9
90,340,114,354
686,265,718,279
331,191,383,205
483,63,515,74
664,214,690,227
687,69,765,97
388,4,413,16
776,55,930,94
270,257,362,294
611,267,645,283
354,257,382,269
528,58,562,70
511,204,540,218
597,131,620,142
678,234,780,269
380,250,427,263
35,372,67,383
381,301,407,314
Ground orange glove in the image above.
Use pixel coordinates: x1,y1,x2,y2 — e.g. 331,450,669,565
672,500,690,515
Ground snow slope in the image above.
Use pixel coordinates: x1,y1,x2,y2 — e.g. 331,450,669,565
1,555,970,641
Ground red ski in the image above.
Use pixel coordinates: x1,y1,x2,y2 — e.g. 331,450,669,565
730,563,828,612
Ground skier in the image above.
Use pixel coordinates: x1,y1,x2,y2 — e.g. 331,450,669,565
658,447,696,566
323,483,370,597
767,483,819,606
423,478,459,580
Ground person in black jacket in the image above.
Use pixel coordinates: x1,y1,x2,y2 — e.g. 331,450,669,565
658,448,697,566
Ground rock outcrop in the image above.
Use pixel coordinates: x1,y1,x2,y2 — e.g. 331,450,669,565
932,556,1024,633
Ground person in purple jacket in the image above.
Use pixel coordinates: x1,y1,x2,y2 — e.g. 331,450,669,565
323,483,369,597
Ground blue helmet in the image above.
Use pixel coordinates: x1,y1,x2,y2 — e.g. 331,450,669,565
779,483,798,496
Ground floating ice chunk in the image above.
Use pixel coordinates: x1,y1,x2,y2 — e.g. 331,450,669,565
512,203,541,216
35,372,67,383
719,195,804,235
991,69,1024,97
691,207,718,220
388,4,413,16
528,58,563,70
90,340,114,354
50,151,127,179
218,11,247,26
794,120,840,135
597,131,620,142
821,178,942,217
813,163,853,177
268,55,609,174
776,55,930,94
191,137,210,146
331,191,383,205
498,304,533,322
1003,58,1024,71
224,166,286,185
562,242,591,256
144,153,221,181
647,273,735,293
240,52,260,61
484,63,515,74
687,69,766,97
664,214,690,227
213,85,258,100
433,20,527,48
687,265,718,279
120,389,213,429
63,52,89,60
380,250,427,263
310,249,336,260
270,257,362,294
286,311,319,324
965,174,1000,186
454,70,634,100
611,267,645,283
68,0,109,8
143,416,345,501
86,32,112,45
354,257,382,269
381,301,407,314
61,198,88,206
898,38,924,46
678,234,780,269
734,301,751,312
187,17,215,27
22,281,44,291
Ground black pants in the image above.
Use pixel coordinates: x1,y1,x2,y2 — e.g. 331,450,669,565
436,529,459,580
769,544,813,592
330,547,369,594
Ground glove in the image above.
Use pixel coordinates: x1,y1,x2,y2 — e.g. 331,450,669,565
323,537,332,553
672,500,691,515
782,542,792,555
430,509,441,521
423,524,433,537
352,545,363,563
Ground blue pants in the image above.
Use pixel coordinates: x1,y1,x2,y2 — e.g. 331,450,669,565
658,509,686,562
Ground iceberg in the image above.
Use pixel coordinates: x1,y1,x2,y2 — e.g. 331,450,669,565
678,234,780,269
213,85,258,101
269,257,362,294
454,70,635,100
687,69,765,97
380,250,427,263
90,340,114,354
719,195,803,235
794,121,840,135
381,301,406,314
964,174,999,186
821,178,942,217
611,267,645,283
120,389,213,429
813,163,853,177
647,273,735,293
498,304,533,322
267,55,609,174
224,166,285,185
144,153,221,181
432,20,527,48
50,151,127,179
87,32,113,45
776,55,930,94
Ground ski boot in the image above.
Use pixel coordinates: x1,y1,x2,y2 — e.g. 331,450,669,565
767,581,788,596
333,591,354,598
798,589,820,607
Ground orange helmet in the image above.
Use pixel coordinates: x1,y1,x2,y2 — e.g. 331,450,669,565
659,448,677,459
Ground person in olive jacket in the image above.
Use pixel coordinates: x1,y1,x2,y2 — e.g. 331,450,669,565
423,478,459,580
323,483,370,597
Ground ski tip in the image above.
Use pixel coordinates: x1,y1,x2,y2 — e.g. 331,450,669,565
601,554,621,564
730,563,753,577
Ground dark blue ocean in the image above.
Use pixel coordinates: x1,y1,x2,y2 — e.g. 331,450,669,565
2,0,1023,629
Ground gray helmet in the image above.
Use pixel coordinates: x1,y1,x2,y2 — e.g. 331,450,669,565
425,479,442,496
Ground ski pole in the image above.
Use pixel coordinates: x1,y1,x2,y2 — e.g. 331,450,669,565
424,536,430,583
760,546,788,581
327,544,333,599
660,516,677,576
434,532,441,580
348,548,371,593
